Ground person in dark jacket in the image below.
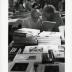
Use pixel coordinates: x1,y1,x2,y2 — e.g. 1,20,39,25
42,5,64,32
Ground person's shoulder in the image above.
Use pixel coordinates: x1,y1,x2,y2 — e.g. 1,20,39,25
54,11,64,25
54,11,61,19
54,11,60,16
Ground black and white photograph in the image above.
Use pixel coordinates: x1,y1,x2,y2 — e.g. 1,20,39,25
8,0,65,72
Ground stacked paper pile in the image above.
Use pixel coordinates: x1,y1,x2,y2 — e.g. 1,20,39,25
13,54,42,63
53,45,65,58
23,46,43,53
13,28,40,46
38,45,59,53
37,31,61,45
23,45,59,54
14,28,40,36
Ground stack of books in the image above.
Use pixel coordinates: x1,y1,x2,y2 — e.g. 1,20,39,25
23,46,43,53
53,45,65,62
13,28,40,46
37,31,61,45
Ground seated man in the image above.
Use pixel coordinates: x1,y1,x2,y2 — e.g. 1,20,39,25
22,9,42,30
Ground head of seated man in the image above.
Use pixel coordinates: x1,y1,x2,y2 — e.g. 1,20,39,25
21,9,42,29
31,9,41,22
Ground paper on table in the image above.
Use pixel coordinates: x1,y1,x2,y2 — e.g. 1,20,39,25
39,31,61,37
8,18,19,22
15,28,40,36
37,31,61,45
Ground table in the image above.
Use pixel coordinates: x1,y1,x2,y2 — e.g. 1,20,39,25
37,63,65,72
8,62,34,72
23,45,65,62
23,45,59,54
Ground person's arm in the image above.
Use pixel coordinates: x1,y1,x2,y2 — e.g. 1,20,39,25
55,12,64,26
55,13,65,40
22,17,32,28
52,12,64,32
37,18,43,32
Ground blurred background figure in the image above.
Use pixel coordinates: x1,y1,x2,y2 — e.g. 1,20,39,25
18,0,24,10
8,0,14,11
18,3,24,11
25,0,32,11
42,5,64,32
13,0,19,12
58,0,63,12
31,0,39,9
36,0,46,9
45,0,65,11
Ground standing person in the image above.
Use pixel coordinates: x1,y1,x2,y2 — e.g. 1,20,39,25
25,0,32,11
58,0,63,12
13,0,19,11
42,5,64,32
18,0,24,9
9,0,14,11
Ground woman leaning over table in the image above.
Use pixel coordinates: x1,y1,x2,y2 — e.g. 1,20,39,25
42,4,64,32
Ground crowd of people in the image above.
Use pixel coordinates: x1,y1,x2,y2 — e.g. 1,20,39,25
9,0,65,12
9,0,65,44
20,5,64,31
